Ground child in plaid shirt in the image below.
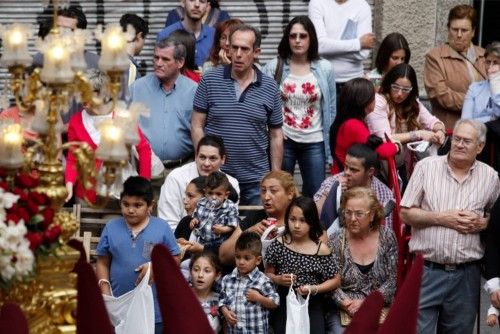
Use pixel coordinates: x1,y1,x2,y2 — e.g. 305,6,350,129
219,232,279,334
190,171,239,248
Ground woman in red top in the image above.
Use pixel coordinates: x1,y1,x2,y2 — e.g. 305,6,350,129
329,78,375,174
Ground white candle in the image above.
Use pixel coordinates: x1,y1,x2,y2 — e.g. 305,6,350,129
0,124,24,169
98,25,130,72
40,38,74,84
95,120,129,162
0,24,32,67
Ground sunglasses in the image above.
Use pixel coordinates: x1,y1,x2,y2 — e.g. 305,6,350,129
289,33,308,40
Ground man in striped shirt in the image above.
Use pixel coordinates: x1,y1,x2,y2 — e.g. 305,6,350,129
401,119,500,334
191,24,284,205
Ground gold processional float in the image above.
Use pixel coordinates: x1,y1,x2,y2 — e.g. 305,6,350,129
0,1,145,332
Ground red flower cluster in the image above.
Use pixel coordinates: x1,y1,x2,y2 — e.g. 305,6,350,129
0,172,61,252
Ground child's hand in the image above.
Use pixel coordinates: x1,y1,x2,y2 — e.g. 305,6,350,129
189,218,199,230
221,306,238,326
135,262,153,285
487,314,498,327
212,224,226,235
245,288,263,303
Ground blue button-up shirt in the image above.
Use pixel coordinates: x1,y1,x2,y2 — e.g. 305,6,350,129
130,73,197,160
157,22,215,67
462,80,500,123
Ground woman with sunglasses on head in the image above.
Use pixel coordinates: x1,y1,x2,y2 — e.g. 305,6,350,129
263,15,336,198
366,63,446,146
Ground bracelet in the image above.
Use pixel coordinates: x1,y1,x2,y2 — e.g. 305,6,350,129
98,279,111,287
311,285,319,295
409,131,421,142
436,128,446,135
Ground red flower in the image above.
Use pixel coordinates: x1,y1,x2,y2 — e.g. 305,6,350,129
26,232,43,251
12,188,28,201
26,198,40,215
283,83,296,94
0,181,8,191
28,191,48,205
309,94,318,103
41,208,55,230
15,174,38,189
43,225,62,243
300,117,311,129
285,114,296,127
210,305,218,317
306,107,314,117
302,82,315,95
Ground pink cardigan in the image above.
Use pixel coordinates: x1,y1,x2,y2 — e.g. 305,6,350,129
365,94,443,140
65,111,152,201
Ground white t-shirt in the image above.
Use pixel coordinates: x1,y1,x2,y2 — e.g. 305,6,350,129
281,72,323,143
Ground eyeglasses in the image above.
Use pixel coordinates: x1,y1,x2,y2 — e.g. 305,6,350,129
343,210,371,219
390,84,412,94
451,135,475,146
289,33,308,40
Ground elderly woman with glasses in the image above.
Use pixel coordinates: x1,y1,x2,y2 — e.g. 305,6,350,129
263,15,336,198
365,63,446,146
325,187,397,333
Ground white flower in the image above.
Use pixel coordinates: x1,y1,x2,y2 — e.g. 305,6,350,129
0,254,15,281
0,188,19,210
4,221,27,252
14,240,34,279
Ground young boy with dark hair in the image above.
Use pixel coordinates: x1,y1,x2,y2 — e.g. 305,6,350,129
219,231,279,334
96,176,180,333
190,171,239,248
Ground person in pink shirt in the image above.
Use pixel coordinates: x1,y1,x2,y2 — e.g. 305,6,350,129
365,63,446,145
65,70,152,203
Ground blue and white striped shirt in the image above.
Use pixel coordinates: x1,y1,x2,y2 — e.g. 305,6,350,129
193,65,283,183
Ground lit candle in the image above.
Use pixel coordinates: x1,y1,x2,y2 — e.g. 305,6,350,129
114,103,140,145
95,120,129,162
98,25,130,72
40,37,74,84
0,24,32,67
0,124,24,169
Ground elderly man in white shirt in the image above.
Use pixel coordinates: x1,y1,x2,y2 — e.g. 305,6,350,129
401,119,500,334
158,135,239,231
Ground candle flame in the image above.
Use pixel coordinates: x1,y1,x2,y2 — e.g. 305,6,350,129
8,29,24,46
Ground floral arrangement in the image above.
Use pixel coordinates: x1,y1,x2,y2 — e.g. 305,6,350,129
0,172,61,288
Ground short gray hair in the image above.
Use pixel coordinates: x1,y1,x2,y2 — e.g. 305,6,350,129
155,37,186,61
229,24,262,49
454,119,487,143
86,69,109,92
485,41,500,58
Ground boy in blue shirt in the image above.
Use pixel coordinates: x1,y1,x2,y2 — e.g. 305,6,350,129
96,176,180,334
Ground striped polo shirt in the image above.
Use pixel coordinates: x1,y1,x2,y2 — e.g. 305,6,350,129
193,65,283,183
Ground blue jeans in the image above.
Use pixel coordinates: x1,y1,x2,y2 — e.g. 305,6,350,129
238,181,262,206
324,308,344,334
417,261,480,334
282,139,325,198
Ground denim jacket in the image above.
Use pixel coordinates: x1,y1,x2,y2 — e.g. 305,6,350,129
263,57,336,163
462,80,500,123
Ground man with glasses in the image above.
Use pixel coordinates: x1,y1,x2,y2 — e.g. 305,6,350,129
401,119,500,334
191,24,283,206
158,135,239,231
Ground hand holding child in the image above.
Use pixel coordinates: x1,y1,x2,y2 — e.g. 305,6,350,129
189,218,199,230
221,306,238,326
487,314,498,327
